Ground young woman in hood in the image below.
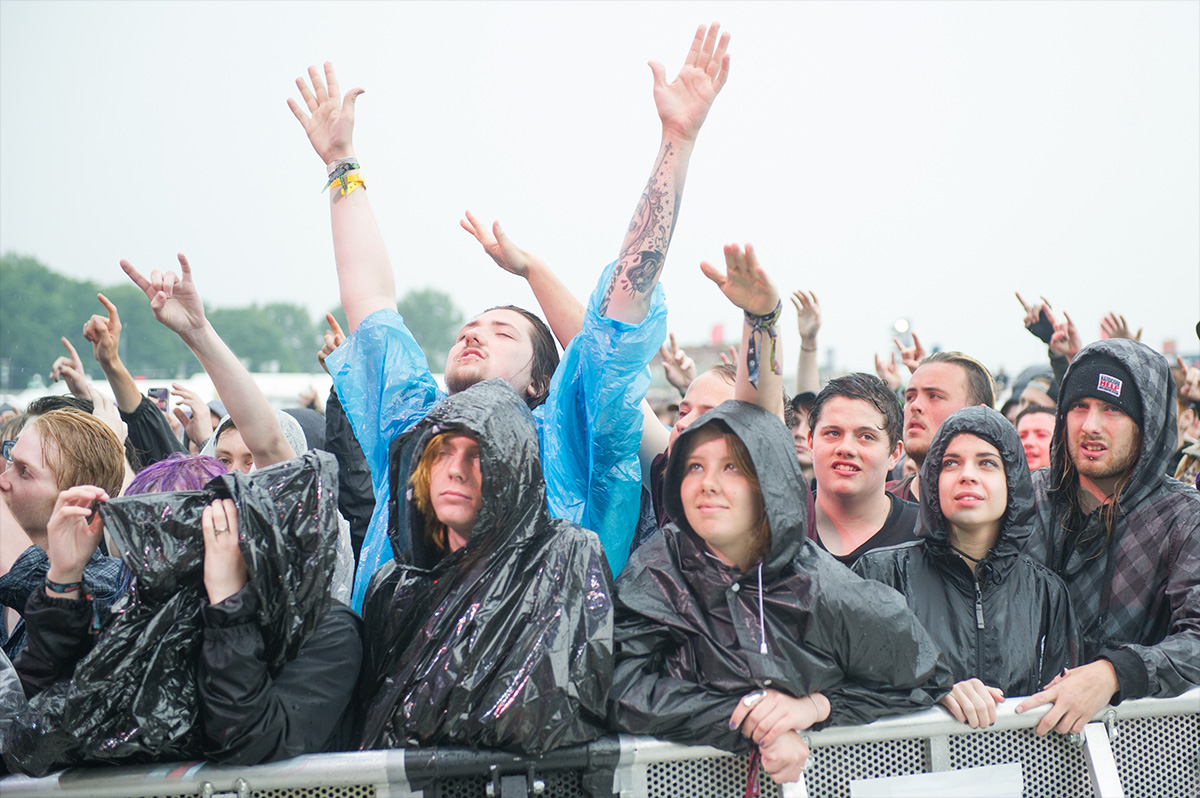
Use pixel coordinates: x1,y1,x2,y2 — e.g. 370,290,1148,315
357,379,613,754
610,400,950,787
855,407,1079,728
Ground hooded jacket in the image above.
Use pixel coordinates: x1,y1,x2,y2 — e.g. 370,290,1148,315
1022,339,1200,702
854,407,1079,696
358,380,613,753
610,401,951,753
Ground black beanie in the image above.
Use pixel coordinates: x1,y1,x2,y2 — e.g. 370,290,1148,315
1061,354,1143,429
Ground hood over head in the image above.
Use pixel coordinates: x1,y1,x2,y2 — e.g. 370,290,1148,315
663,400,808,577
1006,364,1059,409
918,406,1036,573
1049,339,1177,510
202,410,308,464
388,379,548,570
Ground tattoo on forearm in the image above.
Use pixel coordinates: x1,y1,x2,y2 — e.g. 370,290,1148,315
600,143,682,316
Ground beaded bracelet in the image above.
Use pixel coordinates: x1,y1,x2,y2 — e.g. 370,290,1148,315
743,299,783,389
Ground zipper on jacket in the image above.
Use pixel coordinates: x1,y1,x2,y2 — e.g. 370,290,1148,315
974,580,985,677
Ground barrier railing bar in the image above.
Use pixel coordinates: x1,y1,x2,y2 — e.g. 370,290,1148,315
1082,721,1126,798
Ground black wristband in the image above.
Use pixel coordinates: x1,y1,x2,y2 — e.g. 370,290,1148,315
43,576,84,594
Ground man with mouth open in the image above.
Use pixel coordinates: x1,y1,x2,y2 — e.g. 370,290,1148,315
807,374,919,566
289,25,731,606
1016,339,1200,736
888,352,997,503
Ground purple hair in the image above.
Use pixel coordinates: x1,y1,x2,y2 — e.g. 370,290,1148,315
126,453,225,495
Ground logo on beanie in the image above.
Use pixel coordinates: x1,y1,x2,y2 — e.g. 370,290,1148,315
1097,374,1122,398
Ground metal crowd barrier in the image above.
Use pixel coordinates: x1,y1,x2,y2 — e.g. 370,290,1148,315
2,687,1196,798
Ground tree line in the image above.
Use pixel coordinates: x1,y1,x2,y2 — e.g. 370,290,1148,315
0,254,463,391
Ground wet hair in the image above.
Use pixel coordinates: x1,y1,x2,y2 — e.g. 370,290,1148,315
25,394,141,471
126,453,225,495
808,373,904,449
707,363,737,385
1015,403,1056,428
409,431,479,554
676,421,771,568
29,410,125,499
485,305,559,409
918,351,997,409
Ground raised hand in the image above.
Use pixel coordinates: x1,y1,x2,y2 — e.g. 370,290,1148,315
49,337,89,397
1177,356,1200,402
718,345,739,367
121,253,209,342
1100,311,1142,342
1050,311,1081,361
45,485,110,589
318,313,347,376
171,382,214,449
659,332,696,394
791,290,821,340
893,332,926,374
82,293,122,366
700,243,779,316
1015,292,1056,340
288,62,362,165
202,498,248,606
460,211,541,279
874,352,902,392
652,23,731,143
940,678,1005,728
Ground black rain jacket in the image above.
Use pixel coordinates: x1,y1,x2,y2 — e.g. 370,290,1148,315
854,407,1080,696
609,401,951,753
358,380,613,753
1023,339,1200,701
3,452,349,775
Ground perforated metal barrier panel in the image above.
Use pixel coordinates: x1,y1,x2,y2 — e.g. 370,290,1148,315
3,690,1196,798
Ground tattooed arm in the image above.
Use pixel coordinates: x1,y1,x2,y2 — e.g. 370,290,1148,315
599,23,731,325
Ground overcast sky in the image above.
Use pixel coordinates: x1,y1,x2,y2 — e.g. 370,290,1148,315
2,0,1197,383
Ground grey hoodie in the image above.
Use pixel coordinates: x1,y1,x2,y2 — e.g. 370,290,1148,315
1024,339,1200,701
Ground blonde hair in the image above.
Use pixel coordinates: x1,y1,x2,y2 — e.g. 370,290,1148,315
31,410,125,498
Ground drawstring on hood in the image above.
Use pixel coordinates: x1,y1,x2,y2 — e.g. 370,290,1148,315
757,562,767,655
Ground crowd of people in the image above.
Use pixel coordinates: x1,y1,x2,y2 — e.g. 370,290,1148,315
1,23,1198,789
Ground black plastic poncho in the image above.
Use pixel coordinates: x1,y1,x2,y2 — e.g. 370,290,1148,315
610,401,951,753
854,406,1080,695
358,379,613,753
3,451,341,776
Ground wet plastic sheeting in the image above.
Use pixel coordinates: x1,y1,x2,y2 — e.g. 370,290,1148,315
2,451,340,776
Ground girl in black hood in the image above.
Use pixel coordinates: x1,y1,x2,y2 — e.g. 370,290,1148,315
855,406,1079,728
611,400,950,787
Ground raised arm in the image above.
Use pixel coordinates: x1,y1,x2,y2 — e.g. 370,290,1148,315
461,211,585,347
791,290,821,395
121,255,295,469
599,23,730,325
289,63,392,334
701,243,784,421
82,294,142,413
